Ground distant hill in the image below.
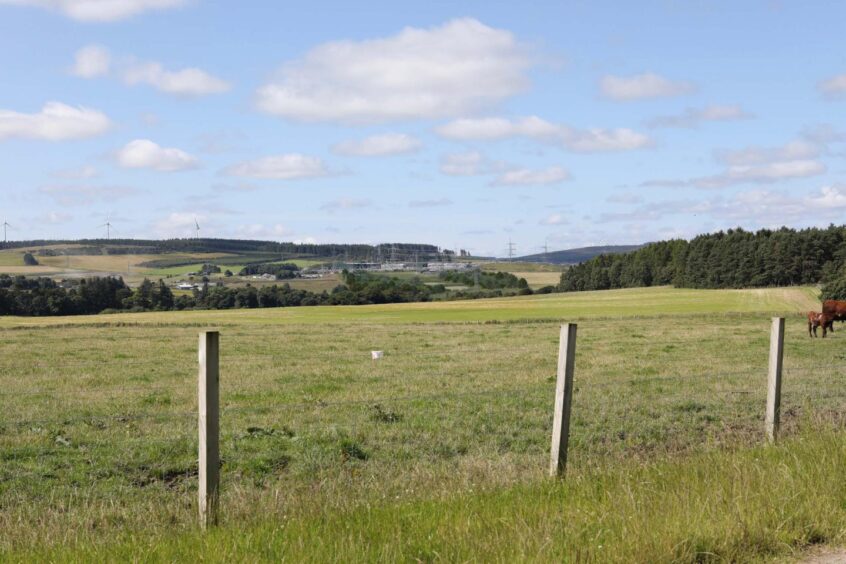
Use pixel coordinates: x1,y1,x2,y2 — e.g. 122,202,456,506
517,245,645,265
0,238,441,261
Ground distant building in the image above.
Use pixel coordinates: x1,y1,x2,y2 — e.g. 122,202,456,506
425,262,474,272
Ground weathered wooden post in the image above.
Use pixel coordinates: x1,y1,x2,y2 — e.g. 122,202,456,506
550,323,577,477
766,317,785,444
198,330,220,528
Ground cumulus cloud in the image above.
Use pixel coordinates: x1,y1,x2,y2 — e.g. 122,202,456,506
256,18,531,124
435,116,651,152
491,166,571,186
320,198,372,212
70,45,110,77
641,138,827,189
223,154,330,180
0,102,111,141
122,61,230,96
599,186,846,227
0,0,190,22
806,185,846,209
440,151,486,176
647,104,751,128
818,74,846,99
600,72,695,100
333,133,421,156
69,45,229,96
116,139,198,171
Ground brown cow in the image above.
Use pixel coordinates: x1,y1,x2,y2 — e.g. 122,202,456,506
808,311,835,338
822,300,846,333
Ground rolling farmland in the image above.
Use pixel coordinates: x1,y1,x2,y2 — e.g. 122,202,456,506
1,285,844,561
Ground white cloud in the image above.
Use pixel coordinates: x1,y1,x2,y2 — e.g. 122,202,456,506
153,211,204,238
320,198,372,212
714,140,820,166
601,185,846,228
539,213,566,225
0,0,189,22
718,160,825,184
440,151,486,176
223,154,330,180
647,104,751,128
70,45,110,77
122,61,230,96
565,128,651,152
333,133,421,156
43,211,73,224
492,165,571,186
116,139,198,171
600,72,695,100
435,116,651,152
70,45,229,97
806,185,846,209
642,137,827,189
819,74,846,98
256,18,531,124
0,102,111,141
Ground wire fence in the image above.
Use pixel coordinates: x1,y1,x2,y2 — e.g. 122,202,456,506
2,321,845,505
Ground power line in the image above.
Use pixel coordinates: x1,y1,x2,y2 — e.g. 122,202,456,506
506,238,516,261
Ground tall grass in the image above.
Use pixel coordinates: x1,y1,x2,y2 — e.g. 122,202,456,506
8,427,846,562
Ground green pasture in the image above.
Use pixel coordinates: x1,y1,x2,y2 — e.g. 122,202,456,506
0,252,23,266
0,285,842,561
0,285,820,328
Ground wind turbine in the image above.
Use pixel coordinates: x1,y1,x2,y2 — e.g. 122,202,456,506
2,220,10,243
194,217,201,240
99,215,113,240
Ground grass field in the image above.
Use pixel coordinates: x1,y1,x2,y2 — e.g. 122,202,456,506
514,271,562,288
481,261,565,273
0,285,819,327
1,285,842,561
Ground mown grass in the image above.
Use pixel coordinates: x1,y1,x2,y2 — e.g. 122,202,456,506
0,286,839,560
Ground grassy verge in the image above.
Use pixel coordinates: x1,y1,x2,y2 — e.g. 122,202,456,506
8,428,846,562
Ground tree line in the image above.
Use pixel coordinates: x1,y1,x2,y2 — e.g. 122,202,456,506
0,238,441,261
0,271,446,316
560,225,846,294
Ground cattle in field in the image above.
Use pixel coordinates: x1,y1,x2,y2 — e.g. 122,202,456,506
822,300,846,332
808,311,835,338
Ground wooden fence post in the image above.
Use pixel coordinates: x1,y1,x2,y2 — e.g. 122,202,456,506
198,330,220,529
550,323,577,477
766,317,785,444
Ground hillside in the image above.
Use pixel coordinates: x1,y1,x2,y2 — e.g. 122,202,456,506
517,244,644,264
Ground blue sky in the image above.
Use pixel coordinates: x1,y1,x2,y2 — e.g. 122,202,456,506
1,0,845,256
